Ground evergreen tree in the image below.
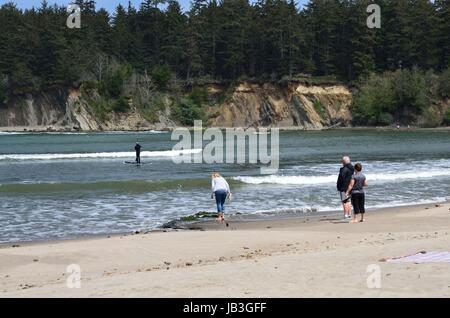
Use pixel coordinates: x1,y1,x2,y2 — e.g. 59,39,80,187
304,0,343,76
341,0,376,80
0,3,41,92
436,0,450,69
215,0,252,79
0,0,446,93
160,0,187,75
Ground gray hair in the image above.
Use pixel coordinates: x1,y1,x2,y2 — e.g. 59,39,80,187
342,156,351,164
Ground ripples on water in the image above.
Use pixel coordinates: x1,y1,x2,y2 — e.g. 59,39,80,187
0,130,449,243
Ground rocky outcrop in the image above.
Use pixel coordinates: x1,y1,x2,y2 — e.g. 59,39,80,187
0,88,98,131
0,87,172,132
206,82,353,129
0,81,353,131
0,88,72,129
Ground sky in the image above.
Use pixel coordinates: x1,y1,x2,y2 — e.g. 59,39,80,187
4,0,308,13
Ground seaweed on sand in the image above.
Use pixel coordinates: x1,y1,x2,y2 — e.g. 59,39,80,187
161,212,219,229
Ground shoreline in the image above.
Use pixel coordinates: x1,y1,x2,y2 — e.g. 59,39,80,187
0,201,447,249
0,201,449,297
1,125,450,133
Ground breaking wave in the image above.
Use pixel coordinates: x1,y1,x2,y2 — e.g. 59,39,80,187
0,149,202,161
234,169,450,185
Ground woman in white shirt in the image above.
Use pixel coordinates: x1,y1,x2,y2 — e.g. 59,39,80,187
211,172,232,223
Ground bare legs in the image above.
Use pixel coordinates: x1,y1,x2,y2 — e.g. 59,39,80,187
216,213,229,227
343,201,351,218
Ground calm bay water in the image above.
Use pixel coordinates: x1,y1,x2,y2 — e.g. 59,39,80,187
0,129,449,243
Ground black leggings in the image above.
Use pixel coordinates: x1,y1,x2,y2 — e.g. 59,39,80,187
351,193,365,214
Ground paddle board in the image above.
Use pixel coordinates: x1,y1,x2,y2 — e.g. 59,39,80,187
123,161,150,165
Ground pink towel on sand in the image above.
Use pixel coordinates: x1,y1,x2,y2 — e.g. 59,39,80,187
387,251,450,264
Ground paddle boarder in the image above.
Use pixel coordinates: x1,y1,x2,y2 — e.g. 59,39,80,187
135,141,142,164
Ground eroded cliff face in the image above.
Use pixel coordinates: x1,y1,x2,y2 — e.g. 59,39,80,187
0,88,72,129
0,88,99,131
0,88,166,131
206,82,353,129
0,82,353,131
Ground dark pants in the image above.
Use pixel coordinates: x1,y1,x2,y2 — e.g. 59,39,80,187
351,193,365,214
215,190,228,213
136,152,141,164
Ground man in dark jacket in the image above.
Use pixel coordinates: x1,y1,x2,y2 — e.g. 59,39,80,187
337,156,354,219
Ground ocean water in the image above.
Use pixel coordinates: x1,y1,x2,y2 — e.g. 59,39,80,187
0,129,449,243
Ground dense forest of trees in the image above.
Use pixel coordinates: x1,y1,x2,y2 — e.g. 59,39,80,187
0,0,449,125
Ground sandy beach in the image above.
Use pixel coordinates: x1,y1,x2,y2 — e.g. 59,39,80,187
0,203,449,298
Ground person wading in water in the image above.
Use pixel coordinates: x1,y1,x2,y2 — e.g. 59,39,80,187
211,172,232,226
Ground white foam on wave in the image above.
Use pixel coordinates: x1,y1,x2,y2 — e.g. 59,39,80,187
235,175,337,185
97,130,169,135
234,169,450,185
366,197,449,210
0,149,202,161
240,197,448,216
148,130,169,134
43,132,88,135
289,159,450,174
369,170,450,181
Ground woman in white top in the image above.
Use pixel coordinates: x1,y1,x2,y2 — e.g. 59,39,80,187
211,172,231,223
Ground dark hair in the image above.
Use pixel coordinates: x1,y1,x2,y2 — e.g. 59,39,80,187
355,163,363,172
